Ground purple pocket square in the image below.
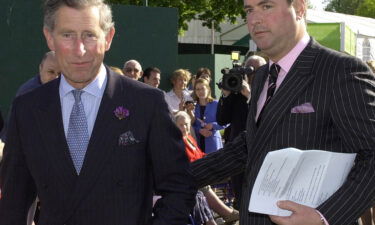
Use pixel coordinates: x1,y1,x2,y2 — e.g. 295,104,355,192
118,131,140,146
291,102,315,113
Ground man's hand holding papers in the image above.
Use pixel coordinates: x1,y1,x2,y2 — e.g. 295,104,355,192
269,200,323,225
248,148,356,224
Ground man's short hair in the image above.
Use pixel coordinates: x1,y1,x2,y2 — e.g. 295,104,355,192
123,60,142,71
244,55,267,69
40,51,55,67
43,0,114,33
143,67,161,79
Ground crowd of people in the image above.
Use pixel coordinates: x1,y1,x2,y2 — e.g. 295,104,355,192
0,0,375,225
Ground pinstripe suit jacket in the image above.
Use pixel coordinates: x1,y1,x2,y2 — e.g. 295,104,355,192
191,39,375,225
0,67,196,225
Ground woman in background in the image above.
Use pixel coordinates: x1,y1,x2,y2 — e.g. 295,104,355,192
192,78,226,154
175,111,239,225
165,69,193,114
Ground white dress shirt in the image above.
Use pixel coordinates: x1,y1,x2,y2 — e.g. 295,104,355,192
59,64,107,139
165,89,193,113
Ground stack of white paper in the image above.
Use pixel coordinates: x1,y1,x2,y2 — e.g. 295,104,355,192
248,148,356,216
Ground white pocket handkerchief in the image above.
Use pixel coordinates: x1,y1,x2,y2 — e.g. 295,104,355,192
291,102,315,114
118,131,140,146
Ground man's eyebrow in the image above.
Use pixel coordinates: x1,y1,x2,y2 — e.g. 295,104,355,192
244,0,272,8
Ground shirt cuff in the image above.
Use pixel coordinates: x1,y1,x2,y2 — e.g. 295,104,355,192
316,210,329,225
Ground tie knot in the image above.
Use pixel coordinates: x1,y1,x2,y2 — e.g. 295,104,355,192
72,89,84,102
269,63,281,80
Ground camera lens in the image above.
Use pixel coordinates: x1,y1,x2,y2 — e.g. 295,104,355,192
228,77,239,88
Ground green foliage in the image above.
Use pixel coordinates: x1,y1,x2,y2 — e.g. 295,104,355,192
107,0,246,34
324,0,375,18
356,0,375,18
324,0,362,15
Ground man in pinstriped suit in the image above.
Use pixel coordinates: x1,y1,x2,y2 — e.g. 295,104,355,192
191,0,375,224
0,0,196,224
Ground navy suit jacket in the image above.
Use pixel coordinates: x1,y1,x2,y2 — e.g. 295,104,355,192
191,39,375,225
0,67,196,225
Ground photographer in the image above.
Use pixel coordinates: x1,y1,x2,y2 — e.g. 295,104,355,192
216,55,266,209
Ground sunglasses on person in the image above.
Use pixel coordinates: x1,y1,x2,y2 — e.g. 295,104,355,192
124,68,140,73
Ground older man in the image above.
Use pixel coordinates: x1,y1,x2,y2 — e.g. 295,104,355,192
122,59,143,80
0,0,196,224
191,0,375,225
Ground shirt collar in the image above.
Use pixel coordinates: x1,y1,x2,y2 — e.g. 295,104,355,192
270,34,310,74
59,64,107,98
168,89,189,97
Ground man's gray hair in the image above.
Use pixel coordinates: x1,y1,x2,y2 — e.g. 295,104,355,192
174,111,191,124
43,0,114,33
244,55,267,69
123,59,142,71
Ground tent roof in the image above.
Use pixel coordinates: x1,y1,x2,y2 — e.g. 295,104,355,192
307,9,375,37
179,9,375,45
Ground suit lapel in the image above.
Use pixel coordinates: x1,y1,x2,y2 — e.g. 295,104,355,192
248,65,268,132
64,67,132,219
252,39,320,149
34,78,78,190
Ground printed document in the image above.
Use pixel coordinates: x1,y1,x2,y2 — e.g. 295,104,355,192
248,148,356,216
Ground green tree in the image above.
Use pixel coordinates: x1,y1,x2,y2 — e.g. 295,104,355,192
324,0,375,18
324,0,363,15
356,0,375,18
107,0,246,34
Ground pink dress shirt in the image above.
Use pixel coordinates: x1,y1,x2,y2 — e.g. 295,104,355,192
255,34,310,120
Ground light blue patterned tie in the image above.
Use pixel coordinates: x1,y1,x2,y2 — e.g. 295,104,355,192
67,89,89,174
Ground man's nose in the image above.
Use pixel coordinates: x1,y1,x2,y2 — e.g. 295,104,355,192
73,39,86,56
248,11,262,26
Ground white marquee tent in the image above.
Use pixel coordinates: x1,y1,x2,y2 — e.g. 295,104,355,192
179,9,375,60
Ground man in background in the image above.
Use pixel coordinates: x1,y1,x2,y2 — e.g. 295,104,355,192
0,51,61,142
16,51,60,97
142,67,161,88
216,54,266,210
122,59,143,80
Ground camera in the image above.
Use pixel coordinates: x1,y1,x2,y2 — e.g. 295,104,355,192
217,65,254,92
184,100,194,105
216,51,255,92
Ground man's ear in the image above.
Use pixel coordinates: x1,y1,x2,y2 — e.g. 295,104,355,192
105,27,115,51
293,0,306,20
43,27,55,51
